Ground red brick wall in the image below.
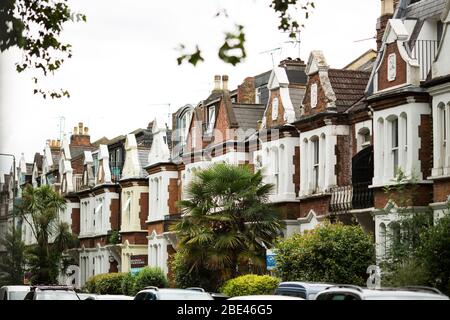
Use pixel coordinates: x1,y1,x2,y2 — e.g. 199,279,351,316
301,73,329,116
167,178,179,214
139,192,149,230
237,77,255,104
70,135,91,147
148,222,164,235
265,90,286,128
293,146,300,196
275,202,301,220
71,156,84,175
378,43,407,91
71,208,80,235
299,195,331,218
419,114,432,179
336,135,352,186
121,232,148,245
214,99,231,144
373,184,433,209
110,198,120,231
434,178,450,202
377,14,393,51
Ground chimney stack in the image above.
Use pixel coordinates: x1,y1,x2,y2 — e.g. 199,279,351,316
70,121,91,147
222,75,229,91
213,75,221,92
376,0,395,51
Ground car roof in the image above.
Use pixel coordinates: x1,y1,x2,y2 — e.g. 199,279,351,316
317,287,449,300
95,295,134,300
139,288,209,294
278,282,334,289
1,285,31,291
229,295,305,300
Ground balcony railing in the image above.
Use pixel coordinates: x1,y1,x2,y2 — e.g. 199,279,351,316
329,182,373,213
409,40,439,81
73,174,83,192
110,161,123,183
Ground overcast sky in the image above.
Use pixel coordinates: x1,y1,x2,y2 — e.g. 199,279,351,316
0,0,380,175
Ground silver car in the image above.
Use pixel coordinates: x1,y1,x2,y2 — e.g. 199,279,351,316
315,285,450,300
134,287,214,300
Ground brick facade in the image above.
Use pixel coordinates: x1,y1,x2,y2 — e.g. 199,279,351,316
373,184,433,209
237,77,255,104
71,207,80,235
139,192,149,230
167,178,179,214
419,114,432,179
300,195,331,218
110,198,120,231
265,89,286,128
335,135,352,186
377,43,407,91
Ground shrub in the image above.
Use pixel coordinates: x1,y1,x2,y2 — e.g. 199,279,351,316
85,273,126,294
382,258,430,287
171,251,221,291
221,274,280,297
133,267,168,295
275,222,375,286
121,272,136,296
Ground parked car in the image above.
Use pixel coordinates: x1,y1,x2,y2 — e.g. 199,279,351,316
77,293,97,300
23,286,80,300
275,282,334,300
228,295,305,300
0,285,31,300
134,287,214,300
315,285,450,300
85,294,134,300
185,287,229,300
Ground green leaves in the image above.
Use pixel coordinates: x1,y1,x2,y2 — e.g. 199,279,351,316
218,24,246,66
221,274,280,297
174,163,282,287
177,1,314,66
1,0,86,99
275,223,375,285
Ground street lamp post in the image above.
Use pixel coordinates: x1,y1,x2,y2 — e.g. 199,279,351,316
1,153,17,275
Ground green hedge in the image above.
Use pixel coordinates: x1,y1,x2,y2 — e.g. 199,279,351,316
133,267,168,295
85,273,126,294
121,272,136,296
221,274,280,297
275,222,375,285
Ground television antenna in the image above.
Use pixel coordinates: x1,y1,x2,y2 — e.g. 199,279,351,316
284,30,302,59
259,47,282,68
353,36,376,43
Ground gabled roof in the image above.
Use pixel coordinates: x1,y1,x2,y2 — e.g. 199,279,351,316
405,0,446,19
232,104,266,132
328,69,370,112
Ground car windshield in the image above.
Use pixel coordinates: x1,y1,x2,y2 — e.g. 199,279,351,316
9,291,29,300
35,291,79,300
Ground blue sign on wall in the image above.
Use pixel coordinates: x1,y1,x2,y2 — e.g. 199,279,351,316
266,249,276,271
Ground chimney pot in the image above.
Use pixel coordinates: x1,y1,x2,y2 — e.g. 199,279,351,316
78,122,83,133
74,127,78,135
84,127,89,135
222,75,229,91
213,75,221,91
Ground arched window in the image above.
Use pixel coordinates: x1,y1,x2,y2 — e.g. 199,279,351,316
311,136,320,192
272,147,279,194
358,127,371,152
320,133,326,189
388,115,399,177
391,222,401,248
379,223,387,258
400,112,408,170
438,102,447,169
377,118,385,179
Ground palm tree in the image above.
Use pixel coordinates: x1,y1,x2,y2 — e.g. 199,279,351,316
18,185,74,284
174,163,282,284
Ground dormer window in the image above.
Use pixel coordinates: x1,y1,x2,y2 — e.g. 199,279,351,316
206,106,215,133
272,97,279,120
311,83,318,108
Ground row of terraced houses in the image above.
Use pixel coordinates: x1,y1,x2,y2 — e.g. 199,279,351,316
1,0,450,286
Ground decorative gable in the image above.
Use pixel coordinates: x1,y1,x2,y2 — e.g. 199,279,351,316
96,145,112,184
148,118,171,167
122,134,142,178
375,19,420,92
82,151,95,187
262,67,296,128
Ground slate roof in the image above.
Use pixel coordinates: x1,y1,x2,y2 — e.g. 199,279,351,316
232,104,266,132
328,69,370,112
405,0,446,19
254,71,271,88
138,148,150,177
289,87,307,120
286,69,308,85
70,145,95,159
33,153,43,171
345,98,368,115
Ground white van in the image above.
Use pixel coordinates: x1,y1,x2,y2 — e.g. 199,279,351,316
0,285,31,300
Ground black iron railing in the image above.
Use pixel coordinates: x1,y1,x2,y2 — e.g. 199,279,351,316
329,182,373,213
